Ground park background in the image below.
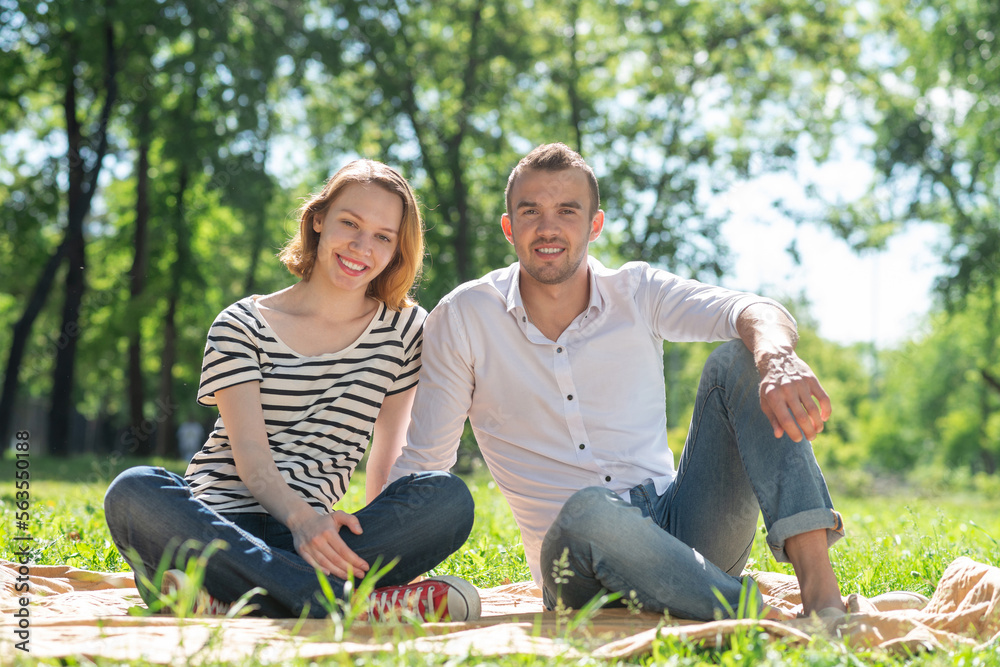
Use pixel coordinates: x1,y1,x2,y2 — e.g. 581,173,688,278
1,0,999,492
5,2,1000,665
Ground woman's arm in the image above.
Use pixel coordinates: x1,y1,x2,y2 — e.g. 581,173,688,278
215,382,370,579
365,385,417,504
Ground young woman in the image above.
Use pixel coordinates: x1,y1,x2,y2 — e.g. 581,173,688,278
104,160,477,620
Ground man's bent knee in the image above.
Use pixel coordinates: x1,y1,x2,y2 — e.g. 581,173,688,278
545,487,633,560
706,339,752,370
553,486,621,532
704,340,759,388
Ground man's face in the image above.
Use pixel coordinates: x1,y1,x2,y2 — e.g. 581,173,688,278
501,168,603,288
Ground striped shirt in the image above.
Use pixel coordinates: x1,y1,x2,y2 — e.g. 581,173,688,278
185,296,426,514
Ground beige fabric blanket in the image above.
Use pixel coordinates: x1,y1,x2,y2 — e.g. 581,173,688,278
2,557,998,662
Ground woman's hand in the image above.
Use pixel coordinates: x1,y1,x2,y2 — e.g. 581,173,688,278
215,383,371,580
288,509,369,580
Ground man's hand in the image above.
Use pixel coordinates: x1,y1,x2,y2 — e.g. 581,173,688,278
757,350,832,442
289,510,369,580
736,302,833,443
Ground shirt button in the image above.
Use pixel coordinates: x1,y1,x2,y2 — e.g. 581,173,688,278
578,443,585,450
556,347,563,353
567,394,574,400
522,316,527,322
604,475,611,482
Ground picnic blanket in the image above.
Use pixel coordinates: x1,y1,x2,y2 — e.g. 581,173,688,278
2,557,998,662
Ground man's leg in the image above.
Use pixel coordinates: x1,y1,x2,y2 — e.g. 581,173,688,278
540,486,753,620
105,466,474,618
539,340,844,620
666,340,845,614
784,530,845,613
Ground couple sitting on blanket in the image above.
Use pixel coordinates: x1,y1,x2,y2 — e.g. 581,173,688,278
104,144,847,623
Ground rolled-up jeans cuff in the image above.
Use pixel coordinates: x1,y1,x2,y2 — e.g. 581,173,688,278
766,508,845,563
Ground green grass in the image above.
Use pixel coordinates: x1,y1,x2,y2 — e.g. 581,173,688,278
4,454,1000,665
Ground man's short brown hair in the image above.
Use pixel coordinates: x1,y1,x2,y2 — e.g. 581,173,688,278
505,143,600,217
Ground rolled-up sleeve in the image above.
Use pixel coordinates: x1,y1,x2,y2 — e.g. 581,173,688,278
636,265,794,342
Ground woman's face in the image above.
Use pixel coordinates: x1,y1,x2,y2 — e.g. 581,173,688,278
311,183,403,295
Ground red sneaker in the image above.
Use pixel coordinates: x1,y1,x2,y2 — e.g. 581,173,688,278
367,575,481,622
160,569,232,616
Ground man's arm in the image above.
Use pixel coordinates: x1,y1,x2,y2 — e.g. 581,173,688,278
387,299,474,484
736,302,832,442
366,385,416,503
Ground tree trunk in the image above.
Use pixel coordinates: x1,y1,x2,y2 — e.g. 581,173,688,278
0,241,68,447
243,209,267,295
48,220,85,457
446,141,472,284
48,19,119,456
154,166,189,459
47,33,87,458
154,295,179,458
444,1,483,284
978,277,998,475
128,109,152,433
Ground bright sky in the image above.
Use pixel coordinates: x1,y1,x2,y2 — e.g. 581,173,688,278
721,213,945,348
716,169,946,349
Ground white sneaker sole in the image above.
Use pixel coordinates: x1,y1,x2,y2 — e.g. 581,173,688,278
433,575,481,621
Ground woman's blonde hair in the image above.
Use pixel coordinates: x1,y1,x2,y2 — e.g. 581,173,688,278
279,159,424,310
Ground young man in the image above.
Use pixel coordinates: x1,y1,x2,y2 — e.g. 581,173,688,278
388,143,846,620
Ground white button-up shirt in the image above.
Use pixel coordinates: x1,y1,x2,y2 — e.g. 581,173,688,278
389,257,788,584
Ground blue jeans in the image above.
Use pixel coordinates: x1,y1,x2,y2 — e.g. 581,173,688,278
540,340,844,620
104,467,474,618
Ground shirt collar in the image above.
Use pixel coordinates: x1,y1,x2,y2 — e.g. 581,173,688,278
503,256,608,317
585,256,607,314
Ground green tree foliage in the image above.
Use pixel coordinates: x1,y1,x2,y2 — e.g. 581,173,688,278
857,286,1000,475
0,0,122,455
823,0,1000,474
1,0,873,457
598,0,860,278
0,0,308,454
300,0,861,296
